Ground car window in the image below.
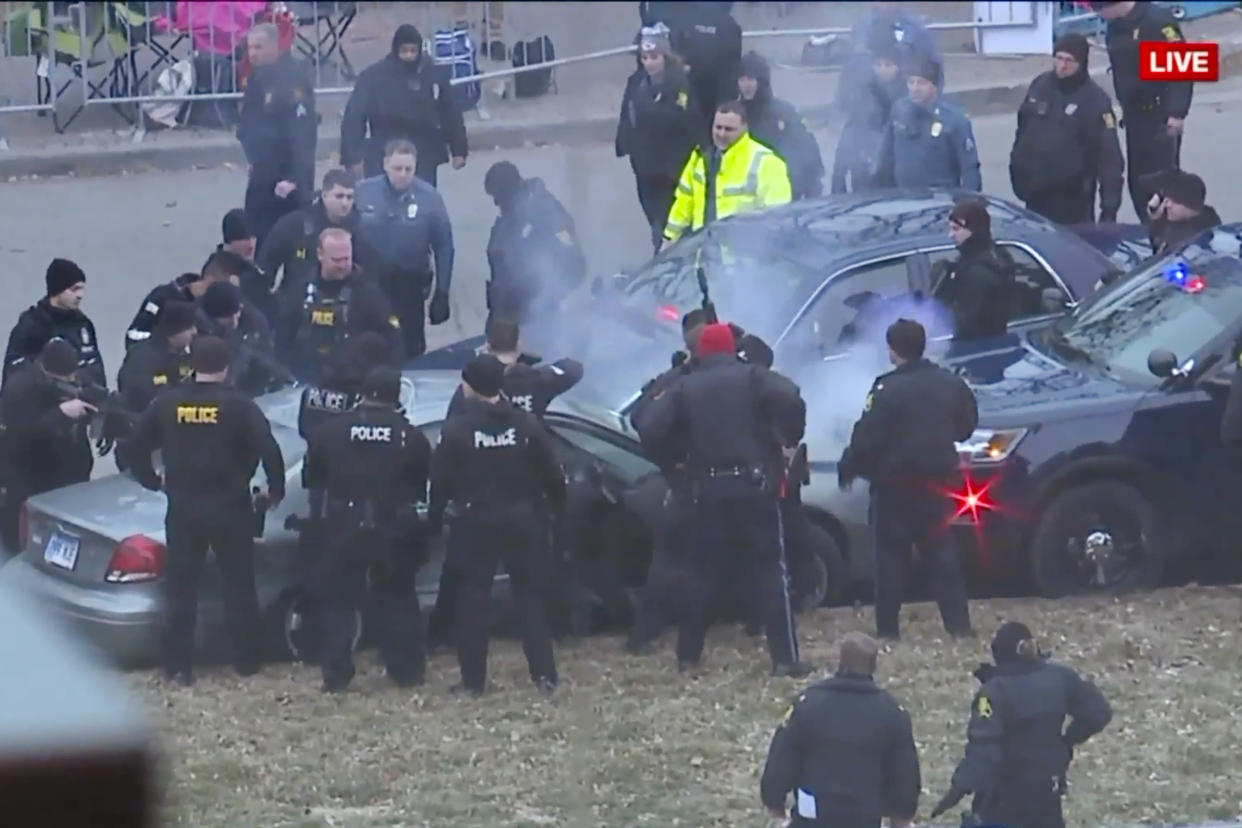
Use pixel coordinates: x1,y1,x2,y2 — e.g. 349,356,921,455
929,243,1071,323
781,256,913,358
545,419,658,483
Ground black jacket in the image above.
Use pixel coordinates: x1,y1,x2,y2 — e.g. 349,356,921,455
0,366,94,497
1011,68,1124,218
198,246,272,322
634,353,805,498
124,274,199,351
237,52,317,193
941,234,1016,340
446,355,584,421
340,50,467,175
1150,206,1222,257
950,659,1111,810
486,178,587,321
428,396,566,525
1105,2,1193,118
3,299,106,391
760,671,921,826
615,64,698,180
739,54,825,200
303,403,431,504
257,198,384,303
127,380,285,501
195,304,286,397
839,358,977,487
663,2,742,103
116,335,193,416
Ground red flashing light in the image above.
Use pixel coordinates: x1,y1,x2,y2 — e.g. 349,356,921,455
1185,275,1206,294
656,304,680,321
950,478,995,523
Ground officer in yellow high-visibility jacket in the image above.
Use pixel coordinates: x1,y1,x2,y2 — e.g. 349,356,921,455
661,100,792,250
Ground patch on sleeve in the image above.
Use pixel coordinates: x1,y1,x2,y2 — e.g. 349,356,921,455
864,392,874,412
676,91,688,109
555,229,574,246
1162,25,1182,42
144,301,160,315
388,315,401,329
1103,111,1116,129
976,694,993,718
549,365,565,376
964,136,976,153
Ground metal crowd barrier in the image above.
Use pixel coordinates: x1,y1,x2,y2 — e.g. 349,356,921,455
0,2,1044,137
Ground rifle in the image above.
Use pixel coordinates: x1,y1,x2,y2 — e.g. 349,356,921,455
49,377,136,443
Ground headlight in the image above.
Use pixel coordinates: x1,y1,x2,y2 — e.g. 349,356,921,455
956,428,1027,464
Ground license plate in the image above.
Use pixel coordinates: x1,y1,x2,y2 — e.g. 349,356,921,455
44,532,80,571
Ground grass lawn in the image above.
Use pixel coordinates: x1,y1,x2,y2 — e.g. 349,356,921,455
129,586,1242,827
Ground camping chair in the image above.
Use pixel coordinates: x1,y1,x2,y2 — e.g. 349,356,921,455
288,1,356,81
108,1,188,98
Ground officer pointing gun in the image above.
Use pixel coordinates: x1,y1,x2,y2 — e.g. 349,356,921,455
127,337,285,686
303,367,432,693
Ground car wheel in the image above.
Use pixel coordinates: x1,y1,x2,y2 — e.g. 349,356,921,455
1030,481,1167,598
808,524,849,606
266,591,363,663
790,545,828,613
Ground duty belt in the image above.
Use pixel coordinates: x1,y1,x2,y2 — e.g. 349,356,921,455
325,497,381,529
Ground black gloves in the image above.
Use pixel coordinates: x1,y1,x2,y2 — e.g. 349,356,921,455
429,291,450,325
930,785,968,819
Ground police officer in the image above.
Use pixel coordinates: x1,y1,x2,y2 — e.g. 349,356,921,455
932,621,1112,827
0,340,96,553
429,318,583,648
355,139,454,359
237,23,317,247
258,168,384,317
838,319,976,640
429,354,566,696
198,282,287,396
875,58,982,191
616,25,698,251
127,336,285,685
125,252,243,351
302,366,432,693
212,209,270,319
1010,33,1124,225
940,200,1015,343
635,322,809,676
4,259,105,392
341,23,468,186
484,161,587,328
736,52,825,200
1146,169,1221,256
644,2,742,133
760,632,921,827
117,301,197,417
848,1,941,84
662,101,792,249
278,227,403,384
1093,1,1193,222
832,31,906,194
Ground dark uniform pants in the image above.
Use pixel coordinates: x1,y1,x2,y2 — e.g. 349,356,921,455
162,493,261,674
870,483,971,639
450,505,557,692
681,495,799,666
389,270,429,360
980,776,1067,828
1024,186,1094,226
628,490,694,648
634,173,678,252
245,174,300,250
1123,109,1181,223
312,509,426,689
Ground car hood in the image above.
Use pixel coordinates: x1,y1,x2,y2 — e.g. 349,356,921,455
952,336,1143,424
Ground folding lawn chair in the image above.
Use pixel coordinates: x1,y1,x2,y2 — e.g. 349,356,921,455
288,1,356,81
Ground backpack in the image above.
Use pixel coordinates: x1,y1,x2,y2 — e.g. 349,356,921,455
512,35,555,98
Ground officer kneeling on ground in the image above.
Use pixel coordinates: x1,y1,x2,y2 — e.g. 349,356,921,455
303,366,432,693
127,336,285,686
839,319,976,641
932,621,1113,828
0,339,96,553
760,632,921,828
429,355,567,697
635,322,810,677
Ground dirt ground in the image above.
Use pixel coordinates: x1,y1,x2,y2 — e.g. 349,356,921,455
128,587,1242,828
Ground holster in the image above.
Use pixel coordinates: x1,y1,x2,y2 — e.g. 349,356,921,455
690,464,769,503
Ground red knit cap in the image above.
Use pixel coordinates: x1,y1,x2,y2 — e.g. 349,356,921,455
697,322,736,357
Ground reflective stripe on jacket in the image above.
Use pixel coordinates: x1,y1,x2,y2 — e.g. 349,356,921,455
663,132,791,242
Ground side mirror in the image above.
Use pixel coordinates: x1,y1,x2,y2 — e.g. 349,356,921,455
1147,348,1179,378
1042,288,1070,313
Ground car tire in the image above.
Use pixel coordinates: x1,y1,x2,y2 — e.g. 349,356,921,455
790,545,828,613
808,524,850,606
265,590,363,663
1030,480,1168,598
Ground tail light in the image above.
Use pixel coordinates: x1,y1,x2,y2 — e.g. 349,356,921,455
17,502,30,550
106,535,166,584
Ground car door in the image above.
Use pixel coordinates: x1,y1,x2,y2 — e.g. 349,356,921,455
915,241,1077,337
775,253,921,364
